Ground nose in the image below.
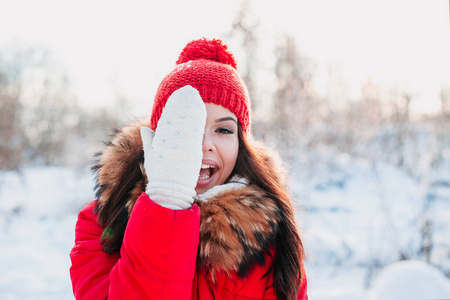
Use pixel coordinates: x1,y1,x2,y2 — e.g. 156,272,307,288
202,133,215,152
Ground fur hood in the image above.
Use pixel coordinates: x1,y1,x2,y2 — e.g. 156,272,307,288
93,120,288,277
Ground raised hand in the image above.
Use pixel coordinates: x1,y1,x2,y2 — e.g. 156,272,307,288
141,85,206,209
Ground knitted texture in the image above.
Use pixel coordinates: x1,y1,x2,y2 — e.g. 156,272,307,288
150,38,252,133
143,86,206,210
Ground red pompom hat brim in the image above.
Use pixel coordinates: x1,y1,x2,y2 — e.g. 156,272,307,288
150,38,252,134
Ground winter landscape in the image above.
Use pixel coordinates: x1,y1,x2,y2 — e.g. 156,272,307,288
1,153,450,299
1,0,450,299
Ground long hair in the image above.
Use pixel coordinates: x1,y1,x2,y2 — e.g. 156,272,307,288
231,124,305,300
93,124,147,254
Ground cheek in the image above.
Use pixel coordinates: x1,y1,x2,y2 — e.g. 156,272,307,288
218,138,239,177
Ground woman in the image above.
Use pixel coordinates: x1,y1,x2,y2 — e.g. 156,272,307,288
70,38,308,299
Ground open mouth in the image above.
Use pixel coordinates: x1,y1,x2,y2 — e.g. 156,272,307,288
198,164,216,180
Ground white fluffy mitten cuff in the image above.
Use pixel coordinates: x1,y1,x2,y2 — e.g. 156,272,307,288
142,85,206,210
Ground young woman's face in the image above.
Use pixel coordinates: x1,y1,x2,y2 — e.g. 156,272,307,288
195,103,239,194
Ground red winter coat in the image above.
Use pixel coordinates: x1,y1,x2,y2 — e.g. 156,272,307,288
70,121,308,299
71,194,307,299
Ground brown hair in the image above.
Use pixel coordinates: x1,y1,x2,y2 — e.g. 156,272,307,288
93,125,146,254
231,125,305,300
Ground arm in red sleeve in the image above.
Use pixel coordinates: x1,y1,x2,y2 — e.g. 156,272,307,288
260,253,308,300
108,192,201,299
298,262,308,300
70,193,201,300
70,201,120,300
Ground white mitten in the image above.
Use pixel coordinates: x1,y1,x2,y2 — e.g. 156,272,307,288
141,85,206,209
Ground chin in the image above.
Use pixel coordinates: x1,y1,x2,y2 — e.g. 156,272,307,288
195,187,205,195
195,184,213,195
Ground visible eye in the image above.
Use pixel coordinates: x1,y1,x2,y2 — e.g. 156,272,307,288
216,127,235,134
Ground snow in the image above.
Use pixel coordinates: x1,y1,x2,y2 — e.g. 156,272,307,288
0,167,93,300
1,158,450,299
369,260,450,300
295,153,424,267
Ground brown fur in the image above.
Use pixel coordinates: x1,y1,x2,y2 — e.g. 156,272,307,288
196,186,281,278
94,120,148,215
93,120,287,277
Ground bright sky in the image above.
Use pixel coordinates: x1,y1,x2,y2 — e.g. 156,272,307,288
1,0,449,117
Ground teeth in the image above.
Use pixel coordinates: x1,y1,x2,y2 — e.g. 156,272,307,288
201,164,215,169
199,164,215,180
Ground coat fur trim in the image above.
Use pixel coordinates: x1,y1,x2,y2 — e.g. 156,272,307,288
93,120,284,277
93,120,147,215
196,187,281,278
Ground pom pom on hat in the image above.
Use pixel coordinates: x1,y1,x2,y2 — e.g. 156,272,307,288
150,38,252,133
176,38,237,69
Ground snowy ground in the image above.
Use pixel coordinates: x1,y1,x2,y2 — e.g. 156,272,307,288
0,159,449,299
0,167,92,300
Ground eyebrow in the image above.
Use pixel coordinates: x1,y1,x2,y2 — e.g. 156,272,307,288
215,117,237,124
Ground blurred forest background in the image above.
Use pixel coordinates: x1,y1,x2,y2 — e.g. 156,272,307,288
2,1,449,179
1,0,450,299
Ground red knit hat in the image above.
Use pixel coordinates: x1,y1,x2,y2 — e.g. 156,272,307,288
150,38,252,133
